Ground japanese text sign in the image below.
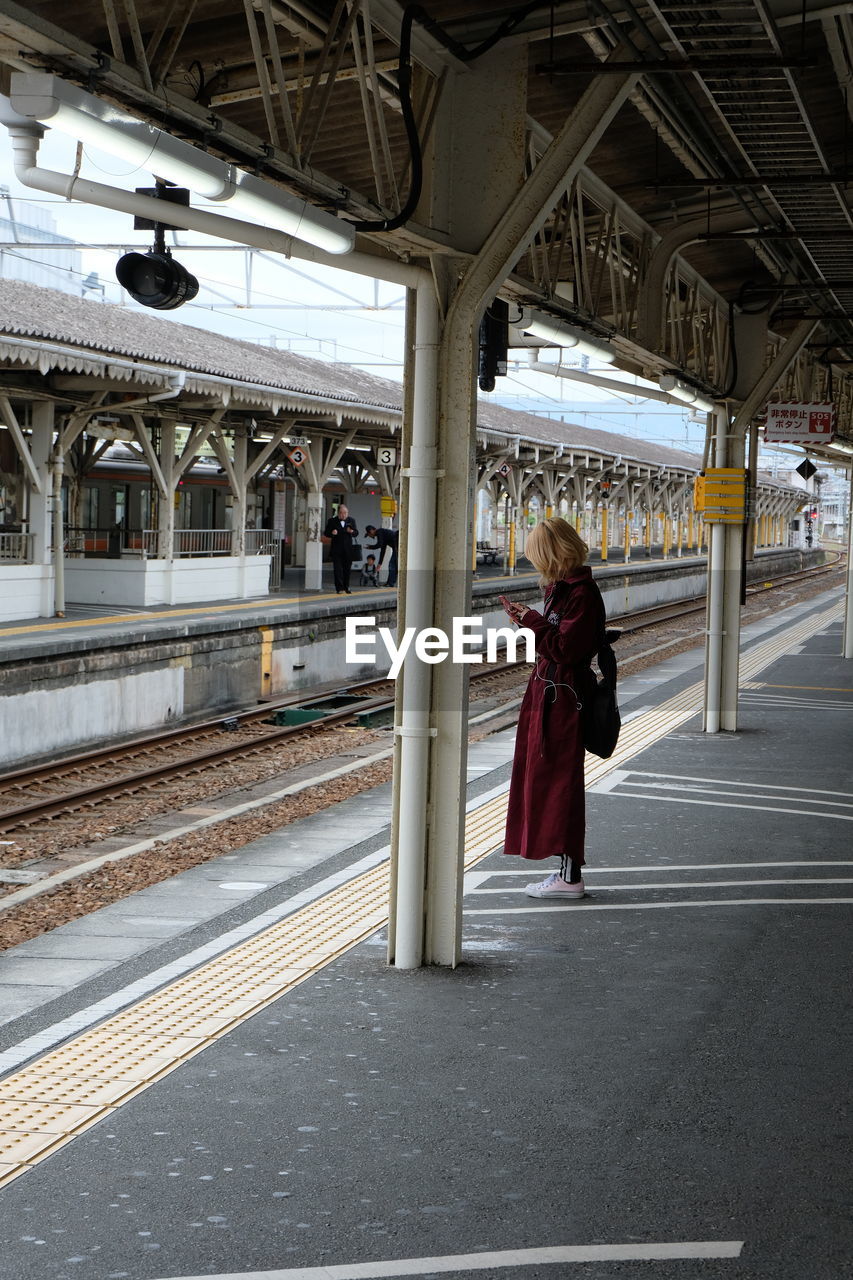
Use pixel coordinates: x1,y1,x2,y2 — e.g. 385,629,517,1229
764,403,835,443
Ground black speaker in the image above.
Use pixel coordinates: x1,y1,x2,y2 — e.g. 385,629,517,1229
115,251,199,310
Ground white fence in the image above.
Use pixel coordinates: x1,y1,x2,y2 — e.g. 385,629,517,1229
0,532,32,562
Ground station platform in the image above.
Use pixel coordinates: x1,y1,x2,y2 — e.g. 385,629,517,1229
0,584,850,1280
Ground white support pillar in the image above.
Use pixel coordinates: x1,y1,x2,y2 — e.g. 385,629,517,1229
28,400,52,567
703,407,729,733
157,421,177,563
304,490,325,591
844,465,853,660
51,452,65,616
388,280,441,969
418,60,639,967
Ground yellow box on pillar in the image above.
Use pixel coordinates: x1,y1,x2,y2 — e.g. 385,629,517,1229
694,468,747,523
380,496,397,518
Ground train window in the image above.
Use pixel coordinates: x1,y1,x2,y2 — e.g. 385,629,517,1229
111,485,126,526
82,485,99,528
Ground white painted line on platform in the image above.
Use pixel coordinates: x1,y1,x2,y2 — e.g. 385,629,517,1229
622,781,853,809
623,771,853,797
470,878,853,893
619,704,655,724
600,793,853,820
494,861,853,874
152,1238,745,1278
468,899,853,914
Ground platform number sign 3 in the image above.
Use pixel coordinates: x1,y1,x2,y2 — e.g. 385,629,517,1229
377,446,397,466
289,447,307,467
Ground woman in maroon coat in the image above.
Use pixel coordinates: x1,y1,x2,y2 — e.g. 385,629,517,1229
502,517,606,899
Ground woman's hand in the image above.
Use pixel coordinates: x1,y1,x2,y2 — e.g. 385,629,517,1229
500,595,526,624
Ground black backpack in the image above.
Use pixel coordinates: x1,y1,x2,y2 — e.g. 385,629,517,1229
583,628,621,759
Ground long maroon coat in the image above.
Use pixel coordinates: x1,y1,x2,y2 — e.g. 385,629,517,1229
504,566,606,864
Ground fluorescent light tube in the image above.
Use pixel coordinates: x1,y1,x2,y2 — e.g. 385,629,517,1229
658,372,716,413
522,309,616,363
9,72,355,255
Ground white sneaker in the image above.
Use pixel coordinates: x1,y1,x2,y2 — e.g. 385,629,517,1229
525,872,585,899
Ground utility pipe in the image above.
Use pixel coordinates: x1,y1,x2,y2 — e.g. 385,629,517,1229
2,112,424,294
526,352,693,406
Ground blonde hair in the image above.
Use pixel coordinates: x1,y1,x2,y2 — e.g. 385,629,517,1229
524,516,588,585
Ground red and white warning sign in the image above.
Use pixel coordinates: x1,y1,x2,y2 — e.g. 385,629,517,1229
764,402,835,443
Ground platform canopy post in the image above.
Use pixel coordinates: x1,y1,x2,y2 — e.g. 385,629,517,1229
704,318,818,732
844,464,853,660
27,399,52,567
386,51,639,968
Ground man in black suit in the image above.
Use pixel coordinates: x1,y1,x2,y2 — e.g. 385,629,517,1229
323,503,359,594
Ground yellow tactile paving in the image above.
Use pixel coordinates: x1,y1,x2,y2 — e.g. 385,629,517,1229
0,1074,142,1107
0,599,841,1192
0,1100,109,1134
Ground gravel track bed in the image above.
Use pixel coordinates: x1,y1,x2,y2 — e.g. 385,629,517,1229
0,565,844,951
0,725,385,866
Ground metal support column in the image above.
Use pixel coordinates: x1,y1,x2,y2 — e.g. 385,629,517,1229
844,465,853,660
418,61,639,966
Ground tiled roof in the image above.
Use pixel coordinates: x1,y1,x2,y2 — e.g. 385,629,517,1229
476,399,702,471
0,280,791,489
0,279,404,413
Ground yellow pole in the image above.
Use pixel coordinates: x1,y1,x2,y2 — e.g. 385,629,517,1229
600,505,608,562
545,503,553,518
687,509,695,549
676,515,683,557
662,514,670,559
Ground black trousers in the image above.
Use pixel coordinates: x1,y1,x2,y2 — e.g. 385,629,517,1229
332,554,351,591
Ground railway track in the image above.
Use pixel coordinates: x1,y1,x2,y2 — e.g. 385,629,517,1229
0,554,843,838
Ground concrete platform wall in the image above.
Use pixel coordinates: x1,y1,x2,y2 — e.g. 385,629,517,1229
0,564,52,621
64,556,272,606
0,548,827,767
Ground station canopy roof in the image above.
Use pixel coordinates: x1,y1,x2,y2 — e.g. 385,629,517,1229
0,279,799,491
1,0,851,365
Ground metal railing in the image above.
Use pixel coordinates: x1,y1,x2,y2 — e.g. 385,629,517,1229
0,531,32,562
171,528,232,556
61,527,279,560
245,529,278,556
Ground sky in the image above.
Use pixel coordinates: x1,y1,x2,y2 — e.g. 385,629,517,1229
0,120,824,475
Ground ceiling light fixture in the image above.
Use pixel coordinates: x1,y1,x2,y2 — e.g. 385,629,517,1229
658,372,717,413
8,72,355,256
521,309,616,363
